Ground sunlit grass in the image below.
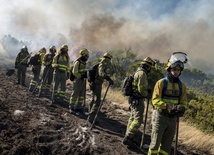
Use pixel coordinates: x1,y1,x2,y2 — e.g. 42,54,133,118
179,122,214,154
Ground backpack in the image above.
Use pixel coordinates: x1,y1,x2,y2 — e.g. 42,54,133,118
87,63,100,83
122,72,135,96
29,53,40,65
70,60,80,81
162,77,182,97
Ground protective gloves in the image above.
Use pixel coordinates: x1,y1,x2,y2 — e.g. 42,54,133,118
106,76,114,85
165,104,186,117
165,103,176,114
174,105,186,117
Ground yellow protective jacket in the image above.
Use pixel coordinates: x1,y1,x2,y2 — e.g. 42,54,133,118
72,58,87,79
132,67,148,97
95,57,114,83
42,52,55,66
38,52,45,65
52,54,70,72
152,78,187,109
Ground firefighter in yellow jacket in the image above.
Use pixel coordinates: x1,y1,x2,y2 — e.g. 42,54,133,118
28,47,46,92
148,60,187,155
38,46,56,97
87,53,114,126
69,48,89,115
15,45,30,86
52,44,70,103
123,57,156,147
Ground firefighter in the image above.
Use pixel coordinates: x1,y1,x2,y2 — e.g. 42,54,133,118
52,44,70,103
28,47,46,92
86,52,114,126
122,57,156,147
148,60,187,155
38,45,56,97
69,48,89,115
15,45,30,86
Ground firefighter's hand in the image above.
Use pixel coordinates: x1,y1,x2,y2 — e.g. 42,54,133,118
166,103,176,114
174,105,186,117
106,76,114,85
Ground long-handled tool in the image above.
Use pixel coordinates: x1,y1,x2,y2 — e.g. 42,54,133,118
83,78,87,114
90,84,110,130
51,70,57,104
140,98,150,149
32,65,51,95
37,65,52,97
174,117,179,155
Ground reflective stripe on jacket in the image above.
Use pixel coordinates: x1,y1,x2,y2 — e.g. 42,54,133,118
152,78,187,109
52,54,70,72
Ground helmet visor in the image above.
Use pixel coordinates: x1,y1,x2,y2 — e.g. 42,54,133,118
171,61,184,69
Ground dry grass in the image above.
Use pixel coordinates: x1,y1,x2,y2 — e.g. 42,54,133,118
179,122,214,154
105,86,214,154
104,86,129,109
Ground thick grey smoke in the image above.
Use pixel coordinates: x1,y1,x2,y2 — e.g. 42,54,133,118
0,0,214,73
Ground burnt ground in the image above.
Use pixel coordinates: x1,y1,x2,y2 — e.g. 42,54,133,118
0,66,210,155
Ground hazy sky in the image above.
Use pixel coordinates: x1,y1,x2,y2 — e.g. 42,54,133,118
0,0,214,73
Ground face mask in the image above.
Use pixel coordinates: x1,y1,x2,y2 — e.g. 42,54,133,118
61,49,67,54
81,55,89,62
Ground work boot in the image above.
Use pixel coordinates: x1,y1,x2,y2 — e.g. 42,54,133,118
75,109,84,116
16,80,20,85
22,83,27,87
69,105,76,114
122,136,136,148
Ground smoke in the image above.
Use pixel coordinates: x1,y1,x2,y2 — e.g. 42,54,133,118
0,0,214,73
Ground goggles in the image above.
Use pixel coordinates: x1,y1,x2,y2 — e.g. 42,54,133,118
170,60,184,69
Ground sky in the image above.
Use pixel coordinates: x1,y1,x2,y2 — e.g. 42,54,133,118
0,0,214,73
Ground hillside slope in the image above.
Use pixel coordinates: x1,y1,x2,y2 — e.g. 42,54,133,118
0,67,209,155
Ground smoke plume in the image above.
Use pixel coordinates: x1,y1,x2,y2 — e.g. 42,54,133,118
0,0,214,73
